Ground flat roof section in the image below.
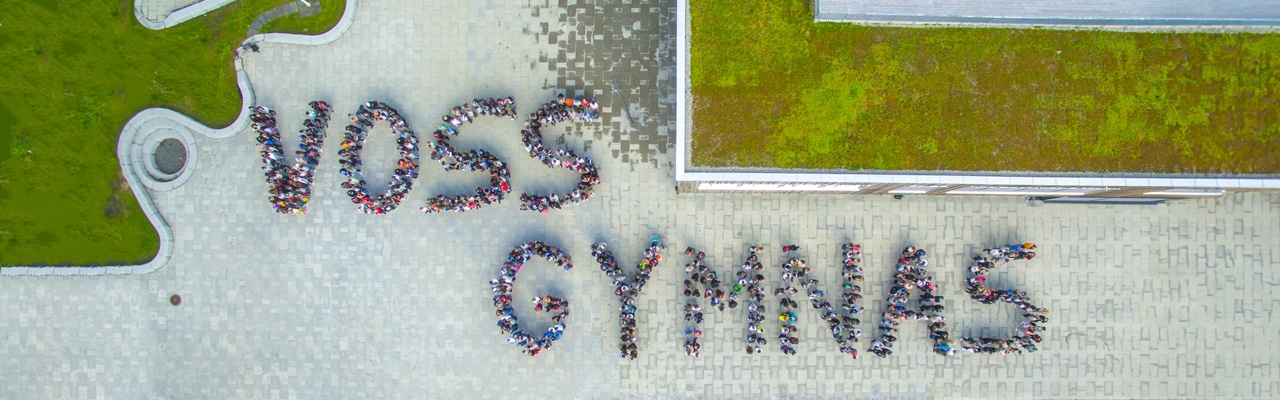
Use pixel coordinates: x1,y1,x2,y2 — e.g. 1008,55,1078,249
675,0,1280,194
815,0,1280,27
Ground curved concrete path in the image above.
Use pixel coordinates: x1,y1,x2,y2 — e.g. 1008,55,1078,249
1,0,359,276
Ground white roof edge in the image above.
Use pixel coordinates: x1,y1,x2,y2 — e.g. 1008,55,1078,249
678,171,1279,188
675,0,688,182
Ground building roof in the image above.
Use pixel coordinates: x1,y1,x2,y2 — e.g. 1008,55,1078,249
814,0,1280,27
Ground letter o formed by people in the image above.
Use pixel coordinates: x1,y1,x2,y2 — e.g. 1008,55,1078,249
338,101,420,215
491,241,574,357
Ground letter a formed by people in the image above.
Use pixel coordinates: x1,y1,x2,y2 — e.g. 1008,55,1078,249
868,246,954,358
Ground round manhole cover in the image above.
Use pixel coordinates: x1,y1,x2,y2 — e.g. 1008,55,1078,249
170,294,182,306
154,138,187,175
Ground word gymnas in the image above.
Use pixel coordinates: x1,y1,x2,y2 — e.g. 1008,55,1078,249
493,240,1048,359
252,95,600,215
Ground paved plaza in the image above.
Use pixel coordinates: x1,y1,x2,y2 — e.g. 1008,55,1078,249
4,0,1280,398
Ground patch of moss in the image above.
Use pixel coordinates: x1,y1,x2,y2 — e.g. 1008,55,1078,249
690,0,1280,174
259,0,346,34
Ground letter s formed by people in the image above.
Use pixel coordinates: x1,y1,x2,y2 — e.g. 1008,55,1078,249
959,243,1049,355
420,98,515,214
517,95,602,214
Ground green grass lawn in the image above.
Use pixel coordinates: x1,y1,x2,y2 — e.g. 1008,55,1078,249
0,0,345,266
260,0,346,34
690,0,1280,173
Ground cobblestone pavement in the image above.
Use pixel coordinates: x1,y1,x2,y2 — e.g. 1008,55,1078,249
4,0,1280,398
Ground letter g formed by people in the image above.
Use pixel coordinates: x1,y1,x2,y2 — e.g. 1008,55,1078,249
490,241,574,357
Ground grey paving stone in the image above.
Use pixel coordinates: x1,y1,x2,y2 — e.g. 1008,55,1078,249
3,0,1279,399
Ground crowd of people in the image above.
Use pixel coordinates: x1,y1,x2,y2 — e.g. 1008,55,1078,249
518,95,602,213
822,243,864,358
869,246,954,358
592,239,667,359
961,243,1047,355
339,101,421,214
482,240,1053,358
250,94,602,215
737,246,768,354
775,245,806,355
681,247,722,357
478,240,1048,357
421,98,516,213
983,242,1038,263
253,101,331,214
491,241,574,356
